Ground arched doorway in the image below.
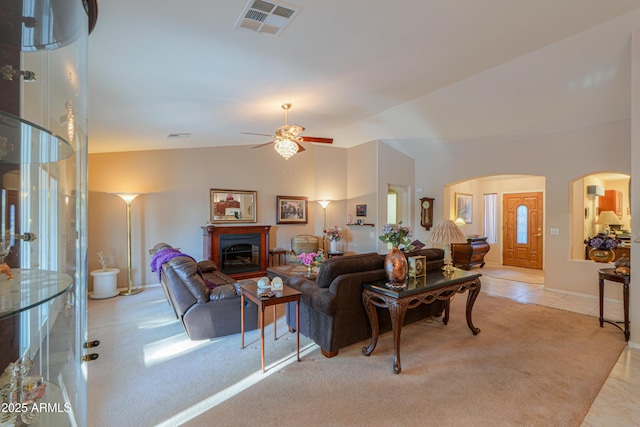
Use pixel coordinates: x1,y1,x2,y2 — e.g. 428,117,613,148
446,174,545,269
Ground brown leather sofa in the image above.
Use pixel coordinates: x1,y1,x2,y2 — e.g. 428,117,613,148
281,248,445,357
149,243,258,340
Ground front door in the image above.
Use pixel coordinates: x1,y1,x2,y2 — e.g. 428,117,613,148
503,192,543,269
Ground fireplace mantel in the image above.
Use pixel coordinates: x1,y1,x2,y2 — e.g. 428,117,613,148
202,225,271,279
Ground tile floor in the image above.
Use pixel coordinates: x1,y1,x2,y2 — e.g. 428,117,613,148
478,268,638,426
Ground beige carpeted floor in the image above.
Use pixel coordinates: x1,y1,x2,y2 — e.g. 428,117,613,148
88,284,623,427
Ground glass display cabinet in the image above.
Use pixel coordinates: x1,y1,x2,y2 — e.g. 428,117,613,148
0,1,95,425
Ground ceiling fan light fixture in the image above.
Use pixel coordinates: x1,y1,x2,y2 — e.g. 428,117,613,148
274,137,299,160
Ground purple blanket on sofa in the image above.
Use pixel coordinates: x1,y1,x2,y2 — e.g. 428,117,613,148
150,247,222,289
150,248,198,282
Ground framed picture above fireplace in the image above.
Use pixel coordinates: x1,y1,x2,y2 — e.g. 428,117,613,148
276,196,308,224
210,189,257,223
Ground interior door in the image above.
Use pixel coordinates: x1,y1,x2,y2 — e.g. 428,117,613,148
503,192,543,269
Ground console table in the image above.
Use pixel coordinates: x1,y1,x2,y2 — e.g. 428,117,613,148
452,237,490,269
598,268,630,341
362,269,482,374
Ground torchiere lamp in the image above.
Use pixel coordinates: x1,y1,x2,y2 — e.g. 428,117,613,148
111,192,144,295
318,200,331,251
430,219,468,274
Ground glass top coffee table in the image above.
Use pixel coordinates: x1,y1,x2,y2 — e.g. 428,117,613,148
362,269,482,374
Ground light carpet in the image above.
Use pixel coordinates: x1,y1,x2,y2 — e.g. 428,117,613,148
88,284,624,427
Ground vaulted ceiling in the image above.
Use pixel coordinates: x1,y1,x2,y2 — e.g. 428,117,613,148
88,0,640,154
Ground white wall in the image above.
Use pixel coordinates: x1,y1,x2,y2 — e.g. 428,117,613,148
630,28,640,349
88,143,347,289
346,141,378,254
410,119,630,299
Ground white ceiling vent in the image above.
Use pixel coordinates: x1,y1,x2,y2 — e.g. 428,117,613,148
235,0,301,36
167,133,191,139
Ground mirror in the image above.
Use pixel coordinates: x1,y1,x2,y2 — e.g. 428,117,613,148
210,189,257,223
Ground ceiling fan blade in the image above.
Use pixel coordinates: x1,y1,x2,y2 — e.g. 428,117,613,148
295,141,306,153
251,141,275,149
242,132,274,137
300,136,333,144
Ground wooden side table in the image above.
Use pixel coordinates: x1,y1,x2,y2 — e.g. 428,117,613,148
598,268,630,341
269,249,288,266
240,282,301,372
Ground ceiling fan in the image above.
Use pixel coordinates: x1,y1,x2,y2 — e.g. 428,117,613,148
242,103,333,159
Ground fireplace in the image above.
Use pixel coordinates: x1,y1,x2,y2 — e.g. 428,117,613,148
219,234,260,275
202,225,271,279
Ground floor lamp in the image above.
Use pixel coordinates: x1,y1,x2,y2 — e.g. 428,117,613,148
112,192,143,296
318,200,331,252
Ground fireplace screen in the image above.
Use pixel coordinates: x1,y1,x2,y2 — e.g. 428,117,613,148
219,233,260,275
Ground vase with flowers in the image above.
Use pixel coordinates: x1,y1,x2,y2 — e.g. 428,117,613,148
379,222,415,289
585,233,619,263
324,226,343,253
298,251,324,277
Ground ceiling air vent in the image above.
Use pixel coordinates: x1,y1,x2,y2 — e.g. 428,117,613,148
167,133,191,139
235,0,301,36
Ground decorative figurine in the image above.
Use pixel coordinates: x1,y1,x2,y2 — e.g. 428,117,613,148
614,254,631,275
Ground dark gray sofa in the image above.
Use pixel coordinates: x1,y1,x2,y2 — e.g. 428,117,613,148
283,249,445,357
149,243,258,340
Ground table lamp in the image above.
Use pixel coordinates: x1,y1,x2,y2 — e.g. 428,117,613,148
596,210,621,234
430,219,468,274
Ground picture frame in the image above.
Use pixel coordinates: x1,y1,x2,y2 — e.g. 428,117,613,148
356,204,367,217
210,189,257,223
277,196,308,224
455,193,473,224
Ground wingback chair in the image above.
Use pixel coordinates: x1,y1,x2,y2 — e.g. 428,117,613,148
291,234,319,255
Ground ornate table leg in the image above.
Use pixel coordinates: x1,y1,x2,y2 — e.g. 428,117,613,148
362,290,380,356
443,298,451,325
623,280,630,342
465,278,481,335
599,276,605,328
388,299,408,374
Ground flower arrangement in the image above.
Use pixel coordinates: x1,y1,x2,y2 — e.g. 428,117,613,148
585,233,619,250
379,221,415,251
323,226,343,242
298,251,324,266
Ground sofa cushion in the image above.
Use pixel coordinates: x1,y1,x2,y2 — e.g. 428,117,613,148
405,247,445,271
315,252,384,288
166,255,210,304
149,242,175,256
198,259,218,272
405,247,444,261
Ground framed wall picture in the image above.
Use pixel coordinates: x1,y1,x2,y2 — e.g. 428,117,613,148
277,196,308,224
356,204,367,217
455,193,473,224
210,189,257,223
